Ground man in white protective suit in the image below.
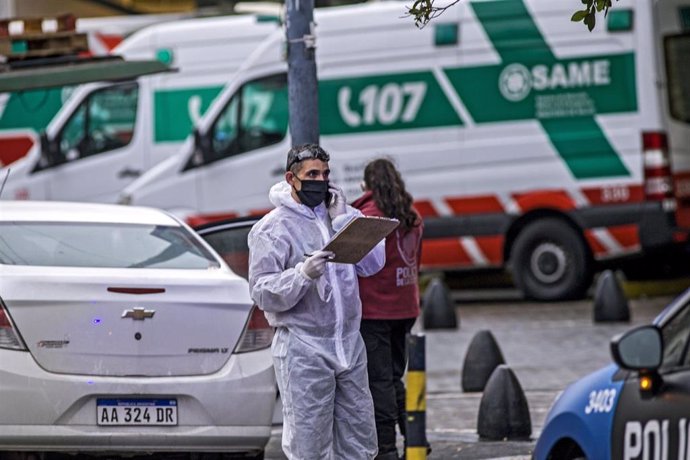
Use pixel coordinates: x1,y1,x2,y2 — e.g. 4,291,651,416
248,143,385,459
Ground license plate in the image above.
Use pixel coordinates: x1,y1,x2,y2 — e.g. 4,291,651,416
96,398,177,426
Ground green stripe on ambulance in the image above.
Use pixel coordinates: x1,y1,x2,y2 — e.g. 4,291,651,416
320,71,462,135
153,86,224,142
468,0,632,179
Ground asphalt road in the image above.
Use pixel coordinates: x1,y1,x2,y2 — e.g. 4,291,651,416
265,286,676,459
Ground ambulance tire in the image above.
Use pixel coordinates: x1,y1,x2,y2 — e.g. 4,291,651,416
511,219,592,301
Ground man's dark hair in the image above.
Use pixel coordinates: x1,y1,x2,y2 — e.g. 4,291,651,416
286,144,330,173
364,158,420,231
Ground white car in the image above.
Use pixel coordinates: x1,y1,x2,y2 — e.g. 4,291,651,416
0,201,275,459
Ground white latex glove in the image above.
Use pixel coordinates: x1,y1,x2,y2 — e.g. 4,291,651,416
328,183,347,220
301,250,334,279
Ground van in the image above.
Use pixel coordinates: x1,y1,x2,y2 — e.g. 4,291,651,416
0,13,188,168
121,0,690,300
0,13,279,202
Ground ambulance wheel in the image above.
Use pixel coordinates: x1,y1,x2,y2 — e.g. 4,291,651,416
511,219,592,301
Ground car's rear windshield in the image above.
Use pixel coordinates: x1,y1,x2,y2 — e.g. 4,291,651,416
665,32,690,123
0,222,220,269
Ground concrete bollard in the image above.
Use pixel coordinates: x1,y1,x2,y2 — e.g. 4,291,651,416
593,270,630,322
422,277,458,330
477,365,532,440
462,329,506,392
405,334,427,460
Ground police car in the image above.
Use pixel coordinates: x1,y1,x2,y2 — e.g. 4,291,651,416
534,288,690,460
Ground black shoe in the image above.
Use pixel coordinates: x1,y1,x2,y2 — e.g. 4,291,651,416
375,451,399,460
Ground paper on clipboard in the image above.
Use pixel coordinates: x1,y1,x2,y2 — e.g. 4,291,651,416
322,216,399,264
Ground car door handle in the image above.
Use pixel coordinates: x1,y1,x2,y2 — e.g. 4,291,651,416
118,168,142,179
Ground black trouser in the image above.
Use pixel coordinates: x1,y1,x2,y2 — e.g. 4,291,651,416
360,317,416,458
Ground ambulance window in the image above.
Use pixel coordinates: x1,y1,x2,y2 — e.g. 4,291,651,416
664,33,690,123
207,74,288,164
660,300,690,371
57,83,138,164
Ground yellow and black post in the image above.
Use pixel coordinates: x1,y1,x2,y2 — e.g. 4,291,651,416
405,333,426,460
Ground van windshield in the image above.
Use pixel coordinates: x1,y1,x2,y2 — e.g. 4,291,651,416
665,33,690,123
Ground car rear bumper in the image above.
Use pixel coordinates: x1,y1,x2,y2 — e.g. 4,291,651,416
0,425,271,453
0,347,275,453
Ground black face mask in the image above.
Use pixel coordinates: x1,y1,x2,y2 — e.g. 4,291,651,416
294,179,328,208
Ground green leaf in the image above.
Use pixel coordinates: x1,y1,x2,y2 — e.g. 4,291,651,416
571,9,589,21
587,10,596,31
596,0,605,12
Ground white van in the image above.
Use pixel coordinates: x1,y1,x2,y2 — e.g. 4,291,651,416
0,13,279,202
0,13,189,168
122,0,690,300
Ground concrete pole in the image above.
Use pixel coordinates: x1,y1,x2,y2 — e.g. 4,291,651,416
285,0,319,146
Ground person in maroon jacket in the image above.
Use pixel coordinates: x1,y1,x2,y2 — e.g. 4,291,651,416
352,158,425,460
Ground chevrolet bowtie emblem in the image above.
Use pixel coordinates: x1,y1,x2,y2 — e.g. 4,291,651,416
122,308,156,321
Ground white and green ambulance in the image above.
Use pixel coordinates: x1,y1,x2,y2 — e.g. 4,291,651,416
129,0,686,299
0,13,279,202
0,12,191,168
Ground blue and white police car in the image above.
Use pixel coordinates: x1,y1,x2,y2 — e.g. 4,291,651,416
535,288,690,460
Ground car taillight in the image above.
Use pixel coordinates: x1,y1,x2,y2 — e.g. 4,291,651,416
0,298,27,351
234,305,274,354
643,131,676,211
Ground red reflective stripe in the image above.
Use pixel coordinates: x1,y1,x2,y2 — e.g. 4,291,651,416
420,238,472,267
445,196,504,215
413,200,440,218
512,190,575,212
186,212,239,227
643,132,668,150
94,32,123,51
247,208,272,217
107,287,165,294
0,135,34,166
474,235,504,265
607,225,640,249
584,230,608,257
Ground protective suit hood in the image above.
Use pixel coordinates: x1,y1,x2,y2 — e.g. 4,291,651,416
269,181,325,219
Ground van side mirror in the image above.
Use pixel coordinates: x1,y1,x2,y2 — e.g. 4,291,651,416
39,132,60,167
192,128,213,165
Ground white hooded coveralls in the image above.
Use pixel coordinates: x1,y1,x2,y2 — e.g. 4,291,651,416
248,181,385,459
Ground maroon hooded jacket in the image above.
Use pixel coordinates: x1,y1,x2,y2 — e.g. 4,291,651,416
351,191,423,320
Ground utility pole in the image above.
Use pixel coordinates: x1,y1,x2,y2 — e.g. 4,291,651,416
285,0,319,146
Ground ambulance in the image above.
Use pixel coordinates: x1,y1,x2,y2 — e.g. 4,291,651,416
0,12,279,202
117,0,688,301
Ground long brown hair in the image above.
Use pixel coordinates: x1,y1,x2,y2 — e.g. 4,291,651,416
363,158,420,231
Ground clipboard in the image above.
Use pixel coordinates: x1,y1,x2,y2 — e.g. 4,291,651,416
321,216,399,264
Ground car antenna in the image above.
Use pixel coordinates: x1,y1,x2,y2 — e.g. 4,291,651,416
0,168,10,200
